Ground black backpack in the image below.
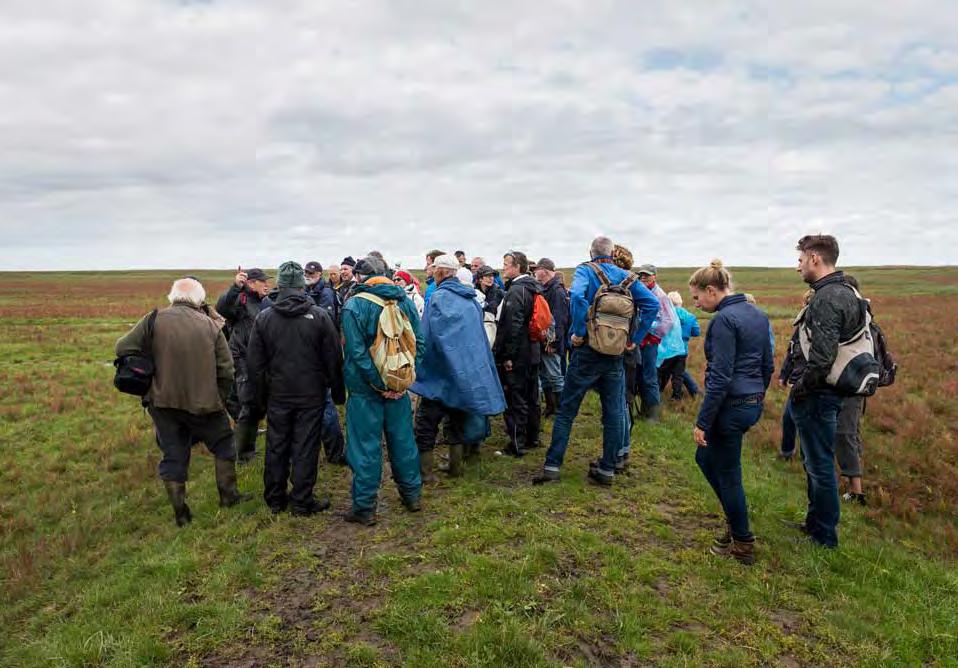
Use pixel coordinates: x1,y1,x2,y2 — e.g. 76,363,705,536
113,309,158,397
869,317,897,387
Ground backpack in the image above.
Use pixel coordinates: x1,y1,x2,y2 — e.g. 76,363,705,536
113,309,158,397
869,316,897,387
354,293,418,392
584,262,637,356
797,284,880,396
529,293,554,343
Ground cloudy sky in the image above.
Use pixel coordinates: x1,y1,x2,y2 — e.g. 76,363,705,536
1,0,956,270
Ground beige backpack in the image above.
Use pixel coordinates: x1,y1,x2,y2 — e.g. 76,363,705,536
354,293,418,392
584,262,637,356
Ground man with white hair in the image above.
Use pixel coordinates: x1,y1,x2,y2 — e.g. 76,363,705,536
116,278,252,527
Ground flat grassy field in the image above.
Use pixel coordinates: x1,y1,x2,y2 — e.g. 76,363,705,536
1,267,957,667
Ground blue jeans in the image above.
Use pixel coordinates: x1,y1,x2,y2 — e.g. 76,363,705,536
791,391,843,548
637,343,660,409
539,353,565,394
780,396,797,457
682,371,699,396
544,346,625,476
695,401,764,541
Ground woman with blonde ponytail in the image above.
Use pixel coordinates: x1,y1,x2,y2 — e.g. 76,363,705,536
688,259,774,565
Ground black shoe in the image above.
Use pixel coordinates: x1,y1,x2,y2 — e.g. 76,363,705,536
614,453,630,474
780,519,811,535
532,469,560,485
525,440,542,450
502,445,525,458
268,504,287,515
842,492,867,506
291,497,331,517
777,452,794,462
402,497,422,513
344,510,377,526
587,468,614,487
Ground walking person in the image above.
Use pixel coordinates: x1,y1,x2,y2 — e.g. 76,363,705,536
788,234,867,549
534,258,570,418
341,255,425,526
216,266,273,462
689,260,773,565
532,236,658,485
245,262,345,515
116,278,252,526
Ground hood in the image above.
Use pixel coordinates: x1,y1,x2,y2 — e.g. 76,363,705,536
509,274,543,295
272,291,314,317
437,277,477,299
354,281,408,302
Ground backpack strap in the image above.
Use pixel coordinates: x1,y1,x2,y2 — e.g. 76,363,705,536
584,262,611,287
143,309,158,357
354,292,390,308
619,273,638,289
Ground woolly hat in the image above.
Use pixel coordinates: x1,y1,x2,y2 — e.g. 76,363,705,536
276,261,306,289
340,256,356,268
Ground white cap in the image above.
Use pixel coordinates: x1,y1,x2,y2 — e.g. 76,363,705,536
456,267,474,286
432,254,460,270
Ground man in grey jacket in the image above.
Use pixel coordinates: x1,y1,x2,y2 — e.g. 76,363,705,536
788,235,865,549
116,278,252,527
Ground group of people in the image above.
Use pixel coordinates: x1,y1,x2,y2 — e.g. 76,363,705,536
116,233,886,564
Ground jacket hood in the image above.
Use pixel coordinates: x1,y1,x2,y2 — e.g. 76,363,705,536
272,292,314,317
354,281,408,301
509,274,543,295
437,277,477,299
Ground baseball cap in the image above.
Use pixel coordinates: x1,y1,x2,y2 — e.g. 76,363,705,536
245,268,271,282
304,261,323,274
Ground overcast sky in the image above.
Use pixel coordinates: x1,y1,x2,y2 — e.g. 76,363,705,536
1,1,956,271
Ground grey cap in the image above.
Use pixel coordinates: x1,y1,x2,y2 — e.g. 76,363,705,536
636,263,657,276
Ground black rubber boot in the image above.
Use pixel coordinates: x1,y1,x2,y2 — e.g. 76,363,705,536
214,458,253,507
163,480,192,527
447,443,464,477
234,422,259,463
344,510,377,526
465,442,481,464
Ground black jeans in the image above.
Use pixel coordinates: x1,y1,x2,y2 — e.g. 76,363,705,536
657,355,688,400
148,406,235,482
264,403,324,511
414,397,488,452
499,363,541,453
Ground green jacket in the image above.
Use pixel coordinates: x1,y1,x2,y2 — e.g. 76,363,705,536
116,302,234,414
341,280,424,397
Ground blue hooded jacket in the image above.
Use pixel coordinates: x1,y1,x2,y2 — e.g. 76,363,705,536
675,306,701,353
411,278,506,415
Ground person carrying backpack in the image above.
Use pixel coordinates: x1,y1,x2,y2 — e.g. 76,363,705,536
493,250,549,457
532,236,658,486
788,234,874,549
341,255,425,526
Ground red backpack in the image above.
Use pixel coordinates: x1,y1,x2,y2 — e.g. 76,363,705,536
528,294,554,343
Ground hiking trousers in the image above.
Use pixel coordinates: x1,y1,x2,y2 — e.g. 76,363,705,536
346,393,422,515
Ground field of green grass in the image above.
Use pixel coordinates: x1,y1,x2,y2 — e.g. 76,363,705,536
1,267,957,667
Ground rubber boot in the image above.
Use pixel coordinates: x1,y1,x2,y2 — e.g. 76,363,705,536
234,421,258,463
465,442,481,464
447,443,464,478
543,391,556,418
420,450,438,484
214,458,253,507
163,480,192,527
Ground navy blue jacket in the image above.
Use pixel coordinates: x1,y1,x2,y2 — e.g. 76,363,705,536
541,275,571,356
307,278,340,324
695,294,774,431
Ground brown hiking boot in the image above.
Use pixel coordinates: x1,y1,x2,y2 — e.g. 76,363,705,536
710,537,756,565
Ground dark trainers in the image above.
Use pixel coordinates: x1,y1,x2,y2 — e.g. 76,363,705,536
344,510,377,526
268,504,287,515
587,468,613,487
532,469,560,485
614,454,629,474
291,497,331,517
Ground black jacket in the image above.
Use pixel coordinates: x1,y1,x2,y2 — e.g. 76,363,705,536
493,275,543,368
478,282,504,316
779,327,806,385
245,292,345,408
216,284,271,366
794,271,866,397
541,275,571,356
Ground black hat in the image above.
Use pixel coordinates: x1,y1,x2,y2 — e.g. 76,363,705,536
245,268,271,282
475,265,498,278
341,256,356,268
304,261,323,274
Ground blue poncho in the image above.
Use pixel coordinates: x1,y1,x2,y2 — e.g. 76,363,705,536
411,279,506,416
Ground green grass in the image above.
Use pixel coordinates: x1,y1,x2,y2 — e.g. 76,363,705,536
2,267,957,666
